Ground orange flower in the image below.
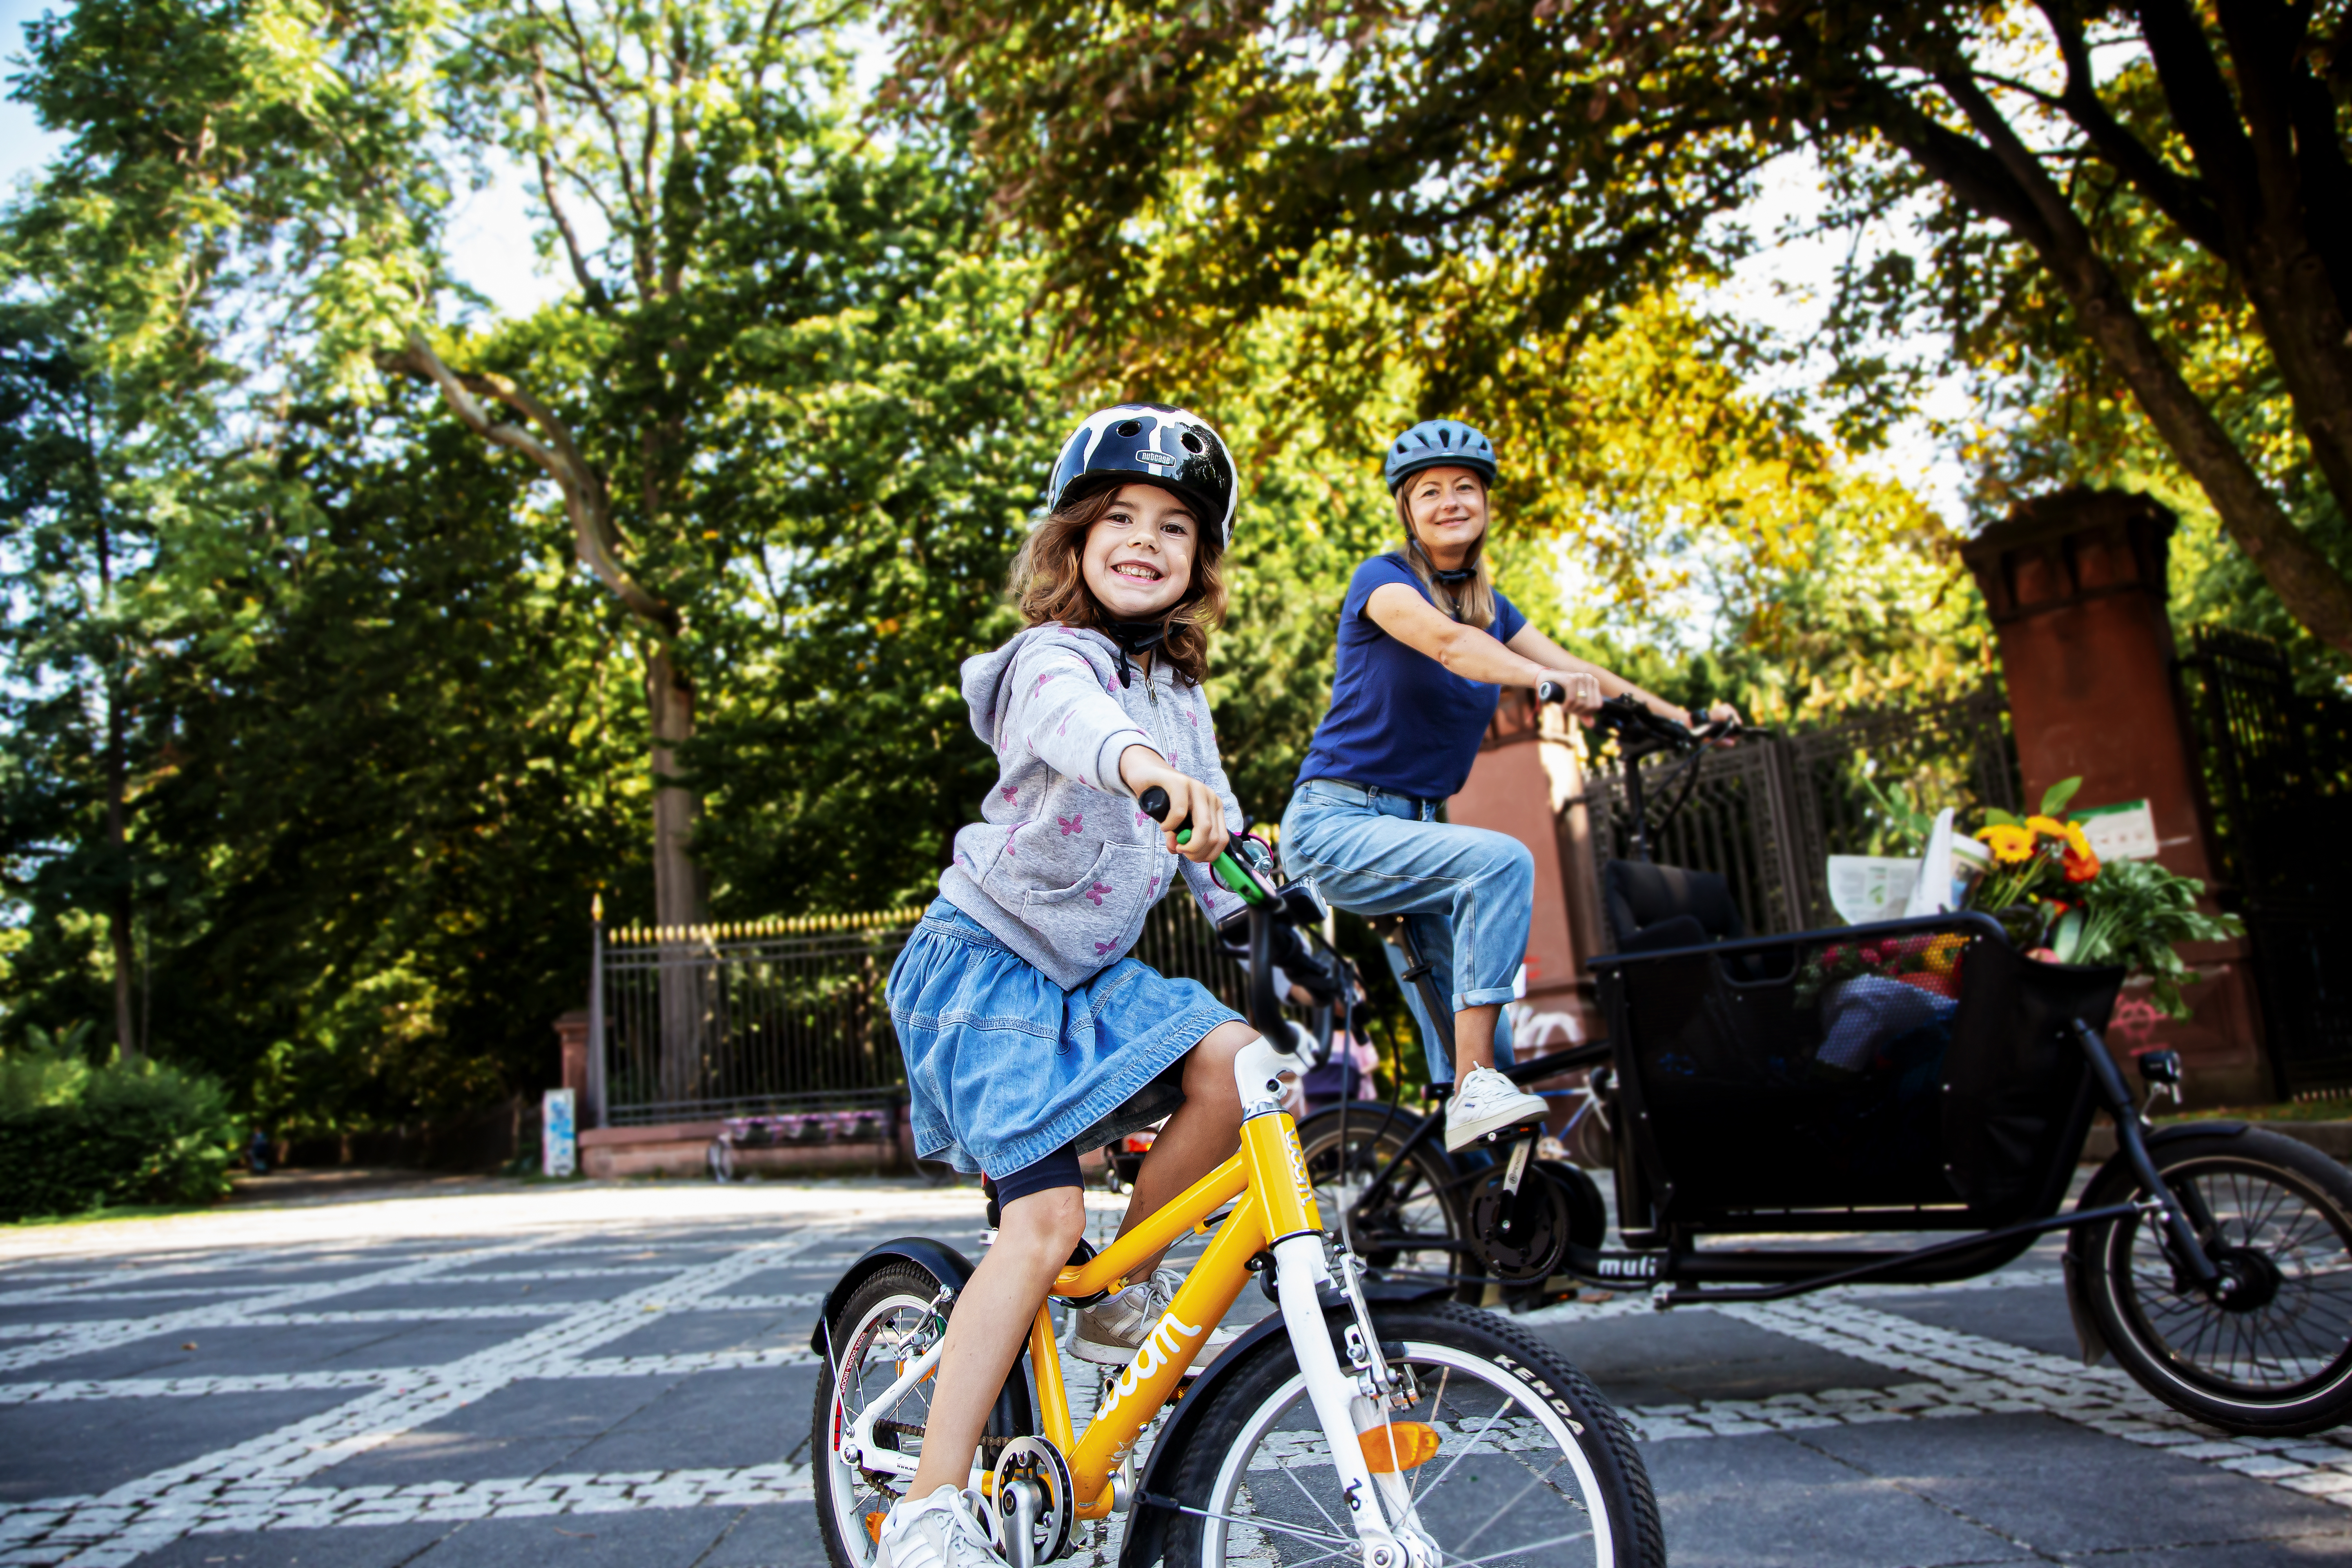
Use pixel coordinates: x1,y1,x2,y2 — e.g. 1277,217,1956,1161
2062,845,2100,883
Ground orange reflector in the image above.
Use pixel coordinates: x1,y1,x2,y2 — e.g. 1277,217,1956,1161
1361,1422,1440,1473
865,1512,886,1545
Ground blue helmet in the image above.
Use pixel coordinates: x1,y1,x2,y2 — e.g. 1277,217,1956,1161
1384,419,1498,493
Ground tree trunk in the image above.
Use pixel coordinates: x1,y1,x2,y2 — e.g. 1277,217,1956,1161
1884,76,2352,657
379,337,716,1101
105,695,138,1065
649,646,707,1106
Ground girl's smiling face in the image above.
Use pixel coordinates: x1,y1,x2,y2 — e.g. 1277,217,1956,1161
1081,483,1198,619
1403,465,1490,567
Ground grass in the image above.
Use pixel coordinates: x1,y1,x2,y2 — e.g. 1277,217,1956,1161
6,1199,226,1227
2156,1096,2352,1125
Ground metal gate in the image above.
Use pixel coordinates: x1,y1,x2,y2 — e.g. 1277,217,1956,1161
1576,687,2021,939
2181,628,2352,1094
588,896,1247,1127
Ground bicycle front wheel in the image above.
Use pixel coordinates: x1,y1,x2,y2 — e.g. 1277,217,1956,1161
1165,1302,1662,1568
2080,1127,2352,1434
1298,1106,1482,1304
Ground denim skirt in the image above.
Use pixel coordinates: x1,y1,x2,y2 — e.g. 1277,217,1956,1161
888,898,1241,1179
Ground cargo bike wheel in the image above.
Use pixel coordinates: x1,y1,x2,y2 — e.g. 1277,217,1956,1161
1298,1107,1484,1303
1164,1302,1664,1568
2077,1127,2352,1435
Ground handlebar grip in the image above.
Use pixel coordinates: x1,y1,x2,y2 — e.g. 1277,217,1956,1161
1136,783,1272,906
1537,679,1566,705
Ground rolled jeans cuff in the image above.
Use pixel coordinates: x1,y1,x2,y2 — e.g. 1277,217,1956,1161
1456,984,1517,1012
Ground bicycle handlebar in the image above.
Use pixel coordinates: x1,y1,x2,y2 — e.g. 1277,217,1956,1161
1581,692,1746,751
1138,785,1292,1045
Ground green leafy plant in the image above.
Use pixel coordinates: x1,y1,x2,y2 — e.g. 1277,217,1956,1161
2054,858,2243,1018
0,1033,238,1222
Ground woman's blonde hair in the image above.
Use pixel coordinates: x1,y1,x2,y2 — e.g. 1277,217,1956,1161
1010,483,1226,685
1395,480,1499,630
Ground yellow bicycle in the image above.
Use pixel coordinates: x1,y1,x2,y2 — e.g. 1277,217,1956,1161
810,840,1662,1568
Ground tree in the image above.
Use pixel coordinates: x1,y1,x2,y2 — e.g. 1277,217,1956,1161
894,0,2352,660
0,314,154,1062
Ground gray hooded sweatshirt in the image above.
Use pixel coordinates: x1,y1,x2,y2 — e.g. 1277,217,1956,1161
938,624,1248,989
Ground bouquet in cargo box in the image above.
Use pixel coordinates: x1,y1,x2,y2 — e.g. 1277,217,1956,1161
1839,774,2240,1019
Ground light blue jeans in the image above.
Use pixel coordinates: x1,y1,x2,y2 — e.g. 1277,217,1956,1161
1279,779,1528,1084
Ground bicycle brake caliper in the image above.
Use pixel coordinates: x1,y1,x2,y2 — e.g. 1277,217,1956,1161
1335,1247,1398,1401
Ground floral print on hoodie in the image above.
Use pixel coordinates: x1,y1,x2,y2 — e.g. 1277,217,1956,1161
938,625,1247,988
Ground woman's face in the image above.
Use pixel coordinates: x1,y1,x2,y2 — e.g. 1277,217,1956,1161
1403,465,1490,565
1082,483,1198,619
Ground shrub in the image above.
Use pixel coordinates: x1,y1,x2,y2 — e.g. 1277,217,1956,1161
0,1027,240,1222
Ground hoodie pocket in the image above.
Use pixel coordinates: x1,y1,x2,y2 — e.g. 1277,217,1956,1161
1023,842,1155,964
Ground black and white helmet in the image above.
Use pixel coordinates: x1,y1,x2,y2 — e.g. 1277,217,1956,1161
1046,404,1238,548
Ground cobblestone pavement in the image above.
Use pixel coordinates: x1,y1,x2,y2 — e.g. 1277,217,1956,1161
4,1177,2351,1568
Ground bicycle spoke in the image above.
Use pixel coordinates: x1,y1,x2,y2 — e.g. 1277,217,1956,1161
1439,1528,1597,1568
1276,1444,1350,1539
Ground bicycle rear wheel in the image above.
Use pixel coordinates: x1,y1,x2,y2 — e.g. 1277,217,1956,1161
813,1261,1034,1568
1298,1105,1483,1304
1164,1302,1662,1568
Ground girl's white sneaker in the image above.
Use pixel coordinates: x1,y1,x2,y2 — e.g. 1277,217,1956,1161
876,1485,1006,1568
1443,1065,1549,1152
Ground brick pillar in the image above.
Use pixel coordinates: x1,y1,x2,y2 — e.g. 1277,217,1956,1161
555,1011,591,1097
1960,488,2268,1103
1448,688,1607,1051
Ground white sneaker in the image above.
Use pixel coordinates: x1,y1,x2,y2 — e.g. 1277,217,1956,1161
1444,1065,1549,1152
876,1485,1005,1568
1070,1266,1237,1365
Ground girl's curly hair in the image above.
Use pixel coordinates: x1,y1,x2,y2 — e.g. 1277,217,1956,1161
1010,484,1226,685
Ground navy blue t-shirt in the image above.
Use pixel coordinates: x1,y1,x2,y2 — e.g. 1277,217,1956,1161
1296,554,1528,801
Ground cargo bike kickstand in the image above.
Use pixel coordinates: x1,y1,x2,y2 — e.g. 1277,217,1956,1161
808,788,1667,1568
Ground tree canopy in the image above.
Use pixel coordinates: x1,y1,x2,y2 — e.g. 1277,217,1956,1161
895,0,2352,664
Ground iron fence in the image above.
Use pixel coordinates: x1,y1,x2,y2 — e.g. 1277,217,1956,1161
590,896,1250,1127
1575,686,2020,941
2180,628,2352,1094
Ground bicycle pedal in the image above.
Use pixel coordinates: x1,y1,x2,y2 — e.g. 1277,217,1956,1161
1480,1120,1548,1144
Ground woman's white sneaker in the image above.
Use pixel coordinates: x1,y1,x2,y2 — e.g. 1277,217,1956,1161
1444,1065,1548,1152
876,1485,1006,1568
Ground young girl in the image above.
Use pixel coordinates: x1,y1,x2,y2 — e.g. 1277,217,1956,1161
877,404,1268,1568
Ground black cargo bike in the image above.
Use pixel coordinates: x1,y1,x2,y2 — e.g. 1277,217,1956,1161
1285,693,2352,1437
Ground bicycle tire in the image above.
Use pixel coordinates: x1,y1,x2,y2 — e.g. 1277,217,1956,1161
2079,1127,2352,1435
813,1262,1036,1568
1163,1301,1662,1568
1298,1106,1484,1304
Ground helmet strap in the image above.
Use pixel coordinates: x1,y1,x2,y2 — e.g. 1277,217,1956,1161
1104,616,1171,689
1403,528,1480,619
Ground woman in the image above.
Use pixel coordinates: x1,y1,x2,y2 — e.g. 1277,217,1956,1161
1280,418,1735,1152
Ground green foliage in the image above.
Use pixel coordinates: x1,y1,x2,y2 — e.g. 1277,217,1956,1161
0,1032,238,1221
2066,858,2244,1021
898,0,2352,663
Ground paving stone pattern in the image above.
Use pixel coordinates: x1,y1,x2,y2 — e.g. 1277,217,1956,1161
2,1190,2350,1568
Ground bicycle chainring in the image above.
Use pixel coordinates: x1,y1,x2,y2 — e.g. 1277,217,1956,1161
989,1434,1074,1565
